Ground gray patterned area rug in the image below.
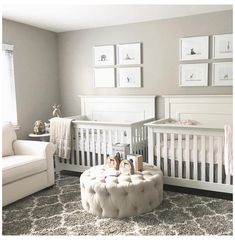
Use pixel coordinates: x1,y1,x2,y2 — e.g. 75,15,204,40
2,173,233,236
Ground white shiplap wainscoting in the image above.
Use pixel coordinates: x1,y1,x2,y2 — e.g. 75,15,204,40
146,95,233,193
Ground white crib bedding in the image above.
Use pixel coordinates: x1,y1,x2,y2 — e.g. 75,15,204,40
154,138,224,164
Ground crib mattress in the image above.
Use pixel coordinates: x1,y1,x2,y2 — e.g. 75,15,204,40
154,138,224,164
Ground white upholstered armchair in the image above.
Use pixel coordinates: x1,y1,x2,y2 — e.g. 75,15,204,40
2,122,55,206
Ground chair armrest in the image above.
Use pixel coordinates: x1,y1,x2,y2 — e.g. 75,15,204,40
13,140,55,158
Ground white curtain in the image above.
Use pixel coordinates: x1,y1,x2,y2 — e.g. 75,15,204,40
2,45,17,125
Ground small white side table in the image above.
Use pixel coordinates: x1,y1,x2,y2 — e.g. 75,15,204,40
28,133,50,142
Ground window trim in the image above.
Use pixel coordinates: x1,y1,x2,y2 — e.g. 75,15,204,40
2,43,19,128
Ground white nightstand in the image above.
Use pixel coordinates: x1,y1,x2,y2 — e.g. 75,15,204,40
28,133,50,141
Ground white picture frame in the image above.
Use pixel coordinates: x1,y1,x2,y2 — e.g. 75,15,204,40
118,67,141,88
213,34,233,59
212,62,233,86
117,43,141,65
94,68,115,88
180,36,209,61
94,45,115,66
179,63,208,87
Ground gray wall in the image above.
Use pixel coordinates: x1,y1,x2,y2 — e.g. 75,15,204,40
3,19,60,139
57,10,233,118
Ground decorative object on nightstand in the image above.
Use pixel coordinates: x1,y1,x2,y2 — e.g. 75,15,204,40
52,104,62,117
33,120,45,134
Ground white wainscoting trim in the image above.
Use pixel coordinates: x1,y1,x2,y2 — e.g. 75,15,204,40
79,95,156,122
163,95,232,128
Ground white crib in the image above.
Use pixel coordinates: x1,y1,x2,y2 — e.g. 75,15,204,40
55,95,156,173
146,95,233,193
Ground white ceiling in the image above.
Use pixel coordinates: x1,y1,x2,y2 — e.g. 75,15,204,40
2,4,232,33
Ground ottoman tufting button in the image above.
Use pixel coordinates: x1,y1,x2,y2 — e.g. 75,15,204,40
149,201,153,205
124,192,128,196
141,188,145,193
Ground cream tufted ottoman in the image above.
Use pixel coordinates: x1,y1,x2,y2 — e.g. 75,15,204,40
80,164,163,218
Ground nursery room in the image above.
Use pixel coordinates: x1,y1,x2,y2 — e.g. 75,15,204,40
1,2,233,237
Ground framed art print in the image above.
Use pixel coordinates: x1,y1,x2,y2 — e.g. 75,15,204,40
94,68,115,88
179,63,208,86
94,45,115,66
180,36,209,61
212,62,233,86
118,67,141,88
213,34,233,59
117,43,141,65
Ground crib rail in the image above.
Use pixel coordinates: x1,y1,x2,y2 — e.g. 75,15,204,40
55,118,153,173
146,120,233,193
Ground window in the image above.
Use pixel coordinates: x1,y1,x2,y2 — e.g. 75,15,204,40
2,44,18,125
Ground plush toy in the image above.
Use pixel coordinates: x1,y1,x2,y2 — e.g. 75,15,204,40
105,153,121,170
52,104,62,118
33,120,45,135
119,159,134,175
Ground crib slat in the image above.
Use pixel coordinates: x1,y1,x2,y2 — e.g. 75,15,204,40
140,126,143,141
97,129,101,165
201,136,206,182
115,130,118,144
193,135,198,180
209,136,214,183
170,133,175,177
86,128,90,167
225,175,230,184
75,128,79,165
163,133,168,176
217,136,222,184
80,128,85,166
91,128,95,165
148,127,154,165
185,134,190,179
103,129,107,161
156,132,161,167
108,130,112,154
120,130,124,143
178,134,182,178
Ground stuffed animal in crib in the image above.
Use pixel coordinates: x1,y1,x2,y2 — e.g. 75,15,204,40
105,153,121,170
33,120,45,135
119,159,134,175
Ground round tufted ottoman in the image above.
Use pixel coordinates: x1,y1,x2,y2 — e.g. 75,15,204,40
80,164,163,218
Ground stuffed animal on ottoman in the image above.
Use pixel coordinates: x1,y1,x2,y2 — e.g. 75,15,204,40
105,153,121,170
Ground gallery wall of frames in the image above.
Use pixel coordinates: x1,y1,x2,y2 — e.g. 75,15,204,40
179,33,233,87
94,43,142,88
